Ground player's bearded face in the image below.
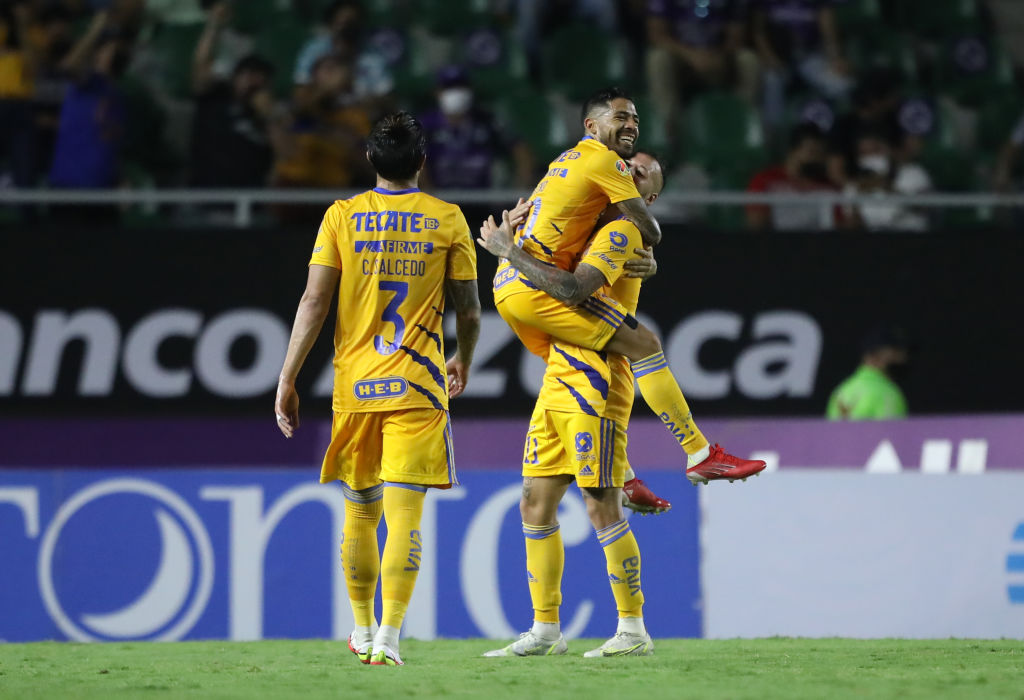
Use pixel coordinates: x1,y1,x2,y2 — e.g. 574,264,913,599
593,99,639,158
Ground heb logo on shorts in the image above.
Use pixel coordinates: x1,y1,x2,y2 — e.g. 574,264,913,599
354,377,408,400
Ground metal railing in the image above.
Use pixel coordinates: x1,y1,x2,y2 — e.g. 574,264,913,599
2,188,1023,227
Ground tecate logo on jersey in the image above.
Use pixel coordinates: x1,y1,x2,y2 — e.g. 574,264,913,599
0,472,701,642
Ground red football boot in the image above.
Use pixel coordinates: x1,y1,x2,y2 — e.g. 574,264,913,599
686,444,767,485
622,477,672,514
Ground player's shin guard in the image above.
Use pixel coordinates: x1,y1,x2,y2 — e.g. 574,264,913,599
596,519,644,618
380,483,427,629
632,352,709,457
523,523,563,624
341,483,384,628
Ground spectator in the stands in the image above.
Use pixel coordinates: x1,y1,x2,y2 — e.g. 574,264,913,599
48,10,130,199
645,0,759,155
843,128,932,231
29,5,75,176
827,324,910,420
746,122,838,230
826,68,902,186
751,0,852,139
292,0,392,117
993,110,1024,192
0,1,40,190
273,51,373,191
189,2,278,187
420,65,534,190
505,0,618,78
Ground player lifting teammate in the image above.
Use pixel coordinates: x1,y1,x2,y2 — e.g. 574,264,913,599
275,112,481,666
484,86,766,486
483,151,667,658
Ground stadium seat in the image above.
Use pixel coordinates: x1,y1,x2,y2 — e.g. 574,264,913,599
415,0,492,35
492,89,569,163
845,30,918,83
149,23,205,99
976,94,1024,155
897,0,981,37
834,0,882,33
631,95,670,160
934,36,1014,107
252,19,312,98
540,24,629,102
231,0,285,34
460,27,529,100
683,92,768,173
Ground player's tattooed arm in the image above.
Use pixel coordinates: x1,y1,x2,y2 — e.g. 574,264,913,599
477,210,606,306
445,278,481,398
616,197,662,246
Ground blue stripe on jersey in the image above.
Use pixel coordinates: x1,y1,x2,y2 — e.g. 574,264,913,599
522,233,555,257
552,345,609,401
580,299,623,328
400,344,446,389
408,380,444,410
588,297,626,323
431,305,444,317
550,222,564,235
600,418,612,487
605,418,616,487
555,378,598,417
415,323,443,354
373,187,421,195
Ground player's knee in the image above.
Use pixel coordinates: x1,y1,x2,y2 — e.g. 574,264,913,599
582,487,623,529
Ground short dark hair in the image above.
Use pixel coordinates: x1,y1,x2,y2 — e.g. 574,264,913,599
581,86,632,125
788,123,826,151
367,111,426,181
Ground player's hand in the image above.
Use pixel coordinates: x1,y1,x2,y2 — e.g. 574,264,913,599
446,356,470,398
477,213,515,258
274,380,299,438
506,197,532,230
624,246,657,280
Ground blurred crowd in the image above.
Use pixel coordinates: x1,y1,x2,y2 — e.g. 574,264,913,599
1,0,1023,229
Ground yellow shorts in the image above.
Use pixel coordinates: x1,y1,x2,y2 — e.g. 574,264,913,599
496,286,630,359
319,408,456,490
521,404,628,489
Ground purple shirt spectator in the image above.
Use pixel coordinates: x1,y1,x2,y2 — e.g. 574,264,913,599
420,107,517,189
49,73,124,187
647,0,748,48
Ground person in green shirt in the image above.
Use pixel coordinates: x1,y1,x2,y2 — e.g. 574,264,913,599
827,325,909,420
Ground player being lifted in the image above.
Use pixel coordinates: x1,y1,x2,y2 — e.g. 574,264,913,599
275,112,481,667
486,86,766,486
483,151,666,658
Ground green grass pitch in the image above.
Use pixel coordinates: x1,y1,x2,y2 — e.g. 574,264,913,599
2,638,1022,699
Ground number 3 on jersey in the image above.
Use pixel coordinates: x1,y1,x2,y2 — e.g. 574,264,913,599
374,280,408,355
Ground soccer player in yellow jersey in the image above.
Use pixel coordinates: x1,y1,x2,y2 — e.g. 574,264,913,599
484,152,665,658
488,87,766,486
274,112,481,667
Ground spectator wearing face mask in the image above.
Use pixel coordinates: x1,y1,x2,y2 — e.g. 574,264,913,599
827,324,910,420
844,129,932,231
419,65,534,190
745,122,838,230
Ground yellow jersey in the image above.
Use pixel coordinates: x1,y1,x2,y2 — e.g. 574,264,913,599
537,217,643,425
309,187,477,413
494,136,640,301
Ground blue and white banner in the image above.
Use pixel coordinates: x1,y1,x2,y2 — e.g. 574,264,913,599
0,469,699,643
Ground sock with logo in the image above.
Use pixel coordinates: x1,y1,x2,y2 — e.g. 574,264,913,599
631,352,709,459
523,522,564,626
341,483,384,630
380,482,427,629
595,519,644,618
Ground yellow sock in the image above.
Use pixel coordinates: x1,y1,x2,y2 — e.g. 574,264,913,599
523,522,563,623
632,352,709,456
341,484,383,628
380,483,427,629
595,519,644,617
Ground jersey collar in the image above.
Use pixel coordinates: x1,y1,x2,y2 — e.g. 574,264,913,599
373,187,421,195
